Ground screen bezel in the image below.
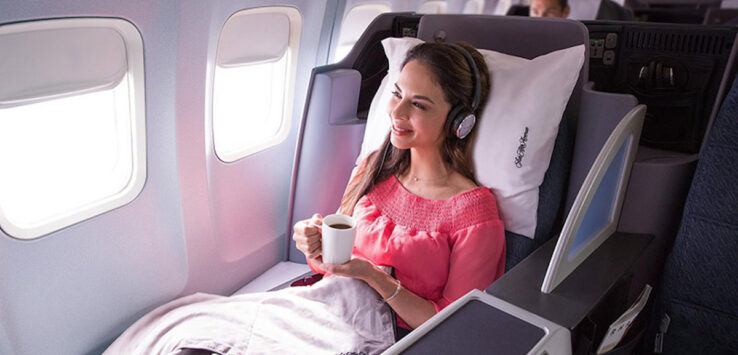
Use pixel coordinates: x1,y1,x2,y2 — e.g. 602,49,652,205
541,105,646,294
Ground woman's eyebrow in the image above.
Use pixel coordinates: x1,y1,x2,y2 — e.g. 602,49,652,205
414,95,435,104
394,83,435,104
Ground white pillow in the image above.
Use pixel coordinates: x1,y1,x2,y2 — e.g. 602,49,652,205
359,37,584,239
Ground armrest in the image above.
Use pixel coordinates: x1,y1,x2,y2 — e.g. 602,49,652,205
384,289,571,355
487,231,652,330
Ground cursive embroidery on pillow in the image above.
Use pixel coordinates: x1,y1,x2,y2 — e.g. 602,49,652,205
514,127,529,168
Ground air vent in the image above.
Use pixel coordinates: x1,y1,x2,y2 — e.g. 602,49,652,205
625,31,732,55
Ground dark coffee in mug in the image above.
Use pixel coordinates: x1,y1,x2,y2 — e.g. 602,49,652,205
329,223,352,230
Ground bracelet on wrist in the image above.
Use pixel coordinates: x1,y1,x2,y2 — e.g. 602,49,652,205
382,278,402,303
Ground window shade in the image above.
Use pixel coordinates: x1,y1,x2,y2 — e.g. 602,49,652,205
217,12,290,67
0,25,127,107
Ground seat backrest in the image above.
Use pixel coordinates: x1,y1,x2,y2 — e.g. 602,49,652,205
703,8,738,25
649,76,738,354
596,0,634,21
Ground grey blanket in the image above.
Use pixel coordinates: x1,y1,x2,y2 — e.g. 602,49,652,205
104,275,395,355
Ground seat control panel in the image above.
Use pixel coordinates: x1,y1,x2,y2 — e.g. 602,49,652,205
590,32,619,66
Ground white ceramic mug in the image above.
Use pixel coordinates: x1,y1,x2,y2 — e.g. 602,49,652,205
321,214,356,264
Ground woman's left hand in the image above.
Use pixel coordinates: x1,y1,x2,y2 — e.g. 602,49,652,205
320,258,377,282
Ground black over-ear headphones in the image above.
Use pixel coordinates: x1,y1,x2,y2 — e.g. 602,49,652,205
444,43,481,140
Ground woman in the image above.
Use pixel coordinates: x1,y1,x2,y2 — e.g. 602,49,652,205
293,41,506,337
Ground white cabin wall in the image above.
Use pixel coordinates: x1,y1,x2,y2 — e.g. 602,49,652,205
0,323,12,355
175,0,340,296
0,2,188,354
0,0,341,354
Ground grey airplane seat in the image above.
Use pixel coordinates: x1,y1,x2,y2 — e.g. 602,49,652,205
506,0,632,20
630,0,721,24
596,0,634,21
408,15,641,271
703,8,738,25
277,13,641,296
288,14,579,275
646,76,738,354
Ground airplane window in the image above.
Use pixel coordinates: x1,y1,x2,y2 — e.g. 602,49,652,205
0,18,146,240
213,7,302,162
334,3,391,62
418,1,448,14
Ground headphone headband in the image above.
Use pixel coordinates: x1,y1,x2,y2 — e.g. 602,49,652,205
446,43,481,115
444,43,482,139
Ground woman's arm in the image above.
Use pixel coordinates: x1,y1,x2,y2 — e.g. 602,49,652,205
431,219,505,310
363,265,437,329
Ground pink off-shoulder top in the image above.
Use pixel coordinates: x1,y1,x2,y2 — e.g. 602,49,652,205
311,176,505,329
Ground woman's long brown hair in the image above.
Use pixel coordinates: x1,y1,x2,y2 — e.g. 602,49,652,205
339,42,491,216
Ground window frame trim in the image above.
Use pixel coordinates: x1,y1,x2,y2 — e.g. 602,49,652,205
0,17,147,240
211,6,303,163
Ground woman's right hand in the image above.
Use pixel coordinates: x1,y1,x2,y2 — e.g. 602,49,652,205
293,213,323,265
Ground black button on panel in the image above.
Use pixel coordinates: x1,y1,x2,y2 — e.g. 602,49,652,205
603,50,615,65
590,39,604,58
605,33,618,49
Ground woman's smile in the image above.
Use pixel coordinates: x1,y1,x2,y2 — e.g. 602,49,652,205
391,124,413,136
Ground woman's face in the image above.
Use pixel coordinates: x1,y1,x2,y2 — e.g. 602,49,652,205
387,59,452,151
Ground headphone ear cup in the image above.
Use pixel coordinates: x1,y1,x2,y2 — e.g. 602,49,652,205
454,114,476,139
446,105,465,138
446,105,476,139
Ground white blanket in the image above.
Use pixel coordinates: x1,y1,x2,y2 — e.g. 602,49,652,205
104,275,396,355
